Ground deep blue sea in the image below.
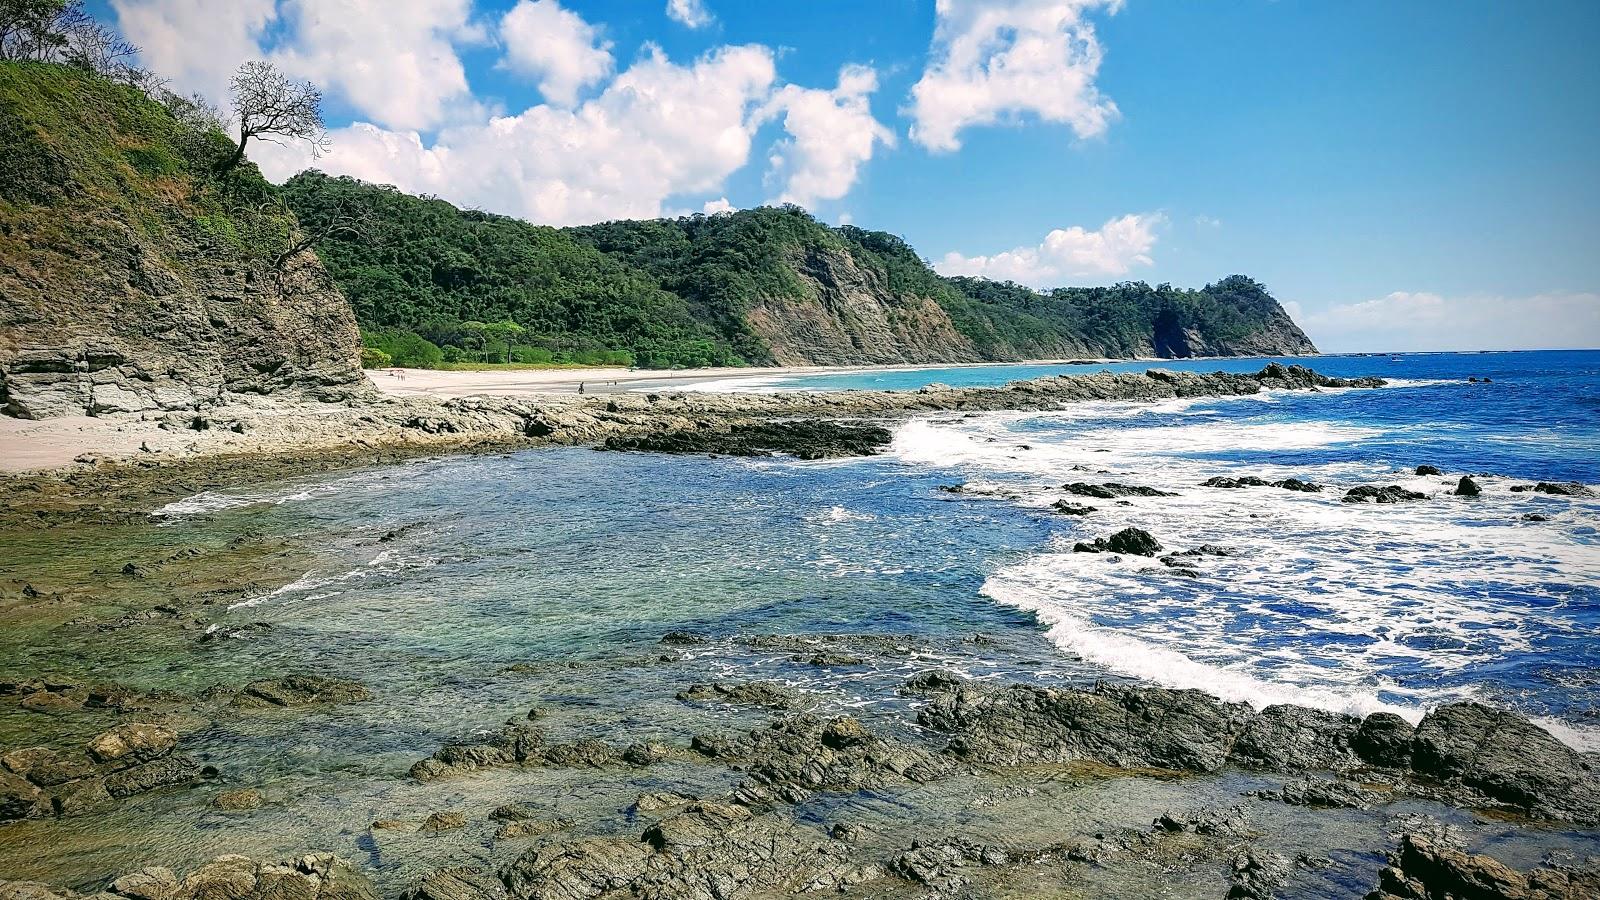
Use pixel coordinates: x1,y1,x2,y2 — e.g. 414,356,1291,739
157,350,1600,751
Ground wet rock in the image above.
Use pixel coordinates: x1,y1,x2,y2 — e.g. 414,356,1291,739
1344,485,1428,503
1051,500,1098,515
676,681,802,710
0,854,377,900
1353,712,1416,768
1408,702,1600,823
1275,477,1324,492
1521,513,1550,522
723,714,957,805
231,674,372,708
1228,849,1291,900
1455,476,1482,497
108,867,179,900
659,629,707,646
1073,527,1163,556
886,837,1009,890
536,739,623,769
420,811,467,833
411,723,545,780
0,769,45,821
602,420,893,459
1228,705,1361,771
103,755,200,798
632,791,695,813
1063,482,1177,499
1525,481,1595,497
211,788,263,811
1152,805,1250,836
899,670,965,697
923,682,1253,772
2,747,94,786
1364,833,1600,900
401,867,509,900
496,818,573,840
87,723,178,764
1255,777,1384,809
622,741,670,766
1415,465,1443,476
1202,475,1274,488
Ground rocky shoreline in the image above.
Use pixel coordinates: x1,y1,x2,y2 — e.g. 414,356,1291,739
5,363,1598,899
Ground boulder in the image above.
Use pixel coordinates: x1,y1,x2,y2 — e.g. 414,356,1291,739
1409,702,1600,823
87,723,177,764
1415,465,1443,476
1454,476,1482,497
103,755,200,798
1343,485,1428,503
1051,500,1097,516
1365,834,1600,900
1227,705,1362,771
420,811,467,833
1353,712,1416,768
1073,527,1163,556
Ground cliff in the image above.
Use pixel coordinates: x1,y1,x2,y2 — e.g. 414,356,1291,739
0,62,363,419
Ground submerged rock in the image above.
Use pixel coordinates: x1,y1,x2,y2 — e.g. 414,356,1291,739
87,723,177,764
1255,777,1384,809
1073,527,1163,556
676,681,803,710
211,788,264,811
231,674,372,708
0,853,377,900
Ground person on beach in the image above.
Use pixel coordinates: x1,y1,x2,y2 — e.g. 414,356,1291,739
578,382,585,394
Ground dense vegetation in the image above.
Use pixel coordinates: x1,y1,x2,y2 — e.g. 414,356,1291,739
284,174,1314,369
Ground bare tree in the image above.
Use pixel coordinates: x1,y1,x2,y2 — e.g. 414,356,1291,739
221,60,330,176
273,205,368,274
2,0,138,78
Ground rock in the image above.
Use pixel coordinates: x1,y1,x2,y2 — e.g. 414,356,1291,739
496,818,573,840
1364,833,1600,900
899,670,965,697
602,420,893,459
1275,477,1324,492
1352,712,1415,768
1532,481,1595,497
1228,849,1291,900
1255,777,1383,809
632,791,694,813
1063,482,1176,499
1152,805,1250,836
659,630,707,646
1408,702,1600,823
1228,705,1361,771
1454,476,1482,497
401,867,509,900
722,714,957,806
923,682,1253,772
231,674,372,708
108,867,179,900
2,747,93,786
1201,475,1323,492
420,811,467,833
103,755,200,798
1521,513,1550,522
1073,527,1163,556
886,837,1009,890
87,723,178,764
0,769,45,821
1415,465,1443,476
1343,485,1428,503
621,741,669,766
536,739,622,769
676,681,802,710
211,788,263,811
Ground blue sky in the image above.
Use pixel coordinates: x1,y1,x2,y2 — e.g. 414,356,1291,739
98,0,1600,351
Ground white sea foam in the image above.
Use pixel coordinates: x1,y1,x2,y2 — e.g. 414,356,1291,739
153,474,369,520
228,550,439,610
903,399,1599,747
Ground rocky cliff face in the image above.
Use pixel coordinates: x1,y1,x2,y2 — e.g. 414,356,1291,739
746,243,981,366
0,63,363,420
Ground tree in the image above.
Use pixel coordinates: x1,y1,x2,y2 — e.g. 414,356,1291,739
221,60,329,175
2,1,140,80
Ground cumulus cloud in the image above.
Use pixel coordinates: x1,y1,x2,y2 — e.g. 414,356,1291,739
255,44,778,226
499,0,613,106
666,0,713,29
907,0,1121,152
762,64,894,208
702,197,736,214
1296,291,1600,353
115,0,481,131
110,0,277,102
934,213,1162,287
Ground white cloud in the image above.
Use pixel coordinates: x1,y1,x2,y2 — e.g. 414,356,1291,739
499,0,613,106
762,64,894,209
111,0,277,102
934,213,1162,287
702,197,736,214
115,0,481,131
1296,291,1600,353
907,0,1121,152
256,44,778,226
1194,215,1222,229
666,0,713,29
269,0,481,131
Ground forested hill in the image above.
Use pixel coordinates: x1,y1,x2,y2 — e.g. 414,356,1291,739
283,171,1318,368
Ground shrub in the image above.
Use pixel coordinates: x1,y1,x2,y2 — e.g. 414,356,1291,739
362,329,443,368
359,347,392,369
